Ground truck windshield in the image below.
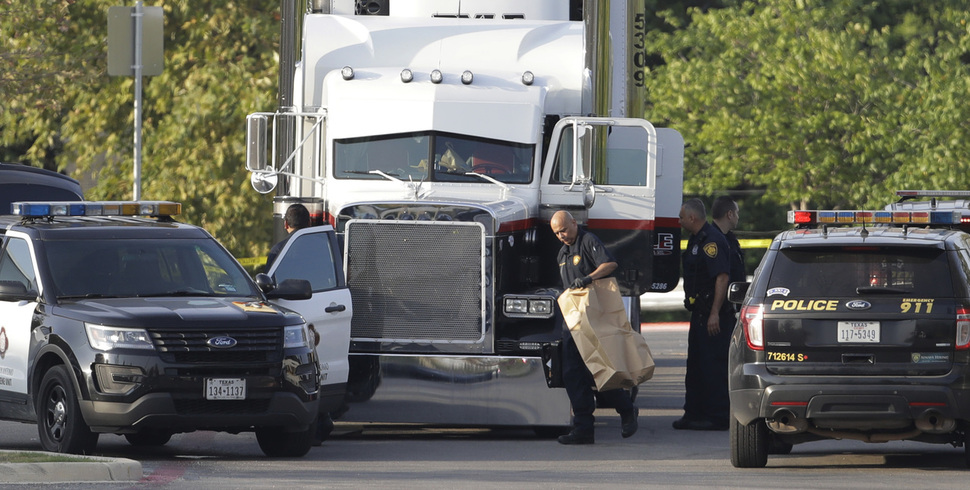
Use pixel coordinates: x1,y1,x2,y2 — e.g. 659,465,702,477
334,131,533,184
44,238,260,299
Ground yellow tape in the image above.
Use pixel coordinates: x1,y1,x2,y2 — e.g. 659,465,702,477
680,239,772,250
237,256,267,267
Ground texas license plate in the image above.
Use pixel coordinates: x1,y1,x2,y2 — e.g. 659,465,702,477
205,378,246,400
837,321,880,343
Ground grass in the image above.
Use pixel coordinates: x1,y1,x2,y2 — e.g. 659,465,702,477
0,451,94,463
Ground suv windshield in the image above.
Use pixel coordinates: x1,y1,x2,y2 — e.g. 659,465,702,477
766,246,954,297
44,238,259,299
333,131,534,184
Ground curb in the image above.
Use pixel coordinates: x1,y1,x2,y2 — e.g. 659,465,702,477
0,450,142,483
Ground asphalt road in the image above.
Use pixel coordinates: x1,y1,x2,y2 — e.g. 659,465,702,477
3,325,970,489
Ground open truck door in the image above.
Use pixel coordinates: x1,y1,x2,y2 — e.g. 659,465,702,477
539,117,684,297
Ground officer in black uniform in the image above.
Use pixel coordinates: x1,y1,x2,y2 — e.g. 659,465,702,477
674,198,733,431
712,195,746,286
550,210,638,445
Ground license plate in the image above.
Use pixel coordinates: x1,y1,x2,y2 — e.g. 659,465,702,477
837,321,880,343
205,378,246,400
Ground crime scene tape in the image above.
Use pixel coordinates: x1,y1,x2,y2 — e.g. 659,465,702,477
680,239,773,250
236,240,773,266
237,256,268,267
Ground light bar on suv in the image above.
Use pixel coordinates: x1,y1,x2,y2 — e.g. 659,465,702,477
896,190,970,199
11,201,182,218
788,210,961,226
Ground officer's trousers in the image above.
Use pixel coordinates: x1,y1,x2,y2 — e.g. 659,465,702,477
562,331,634,433
683,307,735,424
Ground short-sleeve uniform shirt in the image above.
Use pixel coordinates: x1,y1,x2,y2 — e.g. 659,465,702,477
558,229,616,289
682,221,730,299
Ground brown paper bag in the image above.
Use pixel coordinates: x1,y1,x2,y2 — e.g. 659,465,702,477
557,277,655,392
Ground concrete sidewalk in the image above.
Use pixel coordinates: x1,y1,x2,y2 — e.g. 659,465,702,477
0,450,142,483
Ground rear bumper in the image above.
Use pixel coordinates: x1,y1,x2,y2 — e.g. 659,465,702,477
730,362,970,428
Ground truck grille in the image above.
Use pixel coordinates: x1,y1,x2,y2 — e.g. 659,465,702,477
345,220,485,343
151,328,282,363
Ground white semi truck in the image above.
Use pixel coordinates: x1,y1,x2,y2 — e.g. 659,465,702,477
246,0,684,433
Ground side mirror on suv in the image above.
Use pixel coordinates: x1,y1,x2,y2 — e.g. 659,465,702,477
0,280,37,302
727,282,749,304
266,278,313,301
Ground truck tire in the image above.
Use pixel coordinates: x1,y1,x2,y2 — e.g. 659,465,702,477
256,426,313,457
37,365,99,454
730,417,769,468
125,430,173,446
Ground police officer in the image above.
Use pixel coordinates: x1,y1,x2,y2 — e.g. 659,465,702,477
550,210,638,444
673,198,733,431
712,195,745,286
264,203,311,273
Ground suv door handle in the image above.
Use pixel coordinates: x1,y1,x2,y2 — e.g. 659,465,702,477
325,304,346,313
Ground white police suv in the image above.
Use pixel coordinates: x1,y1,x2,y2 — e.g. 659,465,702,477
0,201,323,456
729,209,970,468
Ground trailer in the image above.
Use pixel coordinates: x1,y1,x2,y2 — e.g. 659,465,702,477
246,0,684,433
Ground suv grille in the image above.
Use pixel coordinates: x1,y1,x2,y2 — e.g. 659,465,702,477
151,328,282,363
345,220,485,343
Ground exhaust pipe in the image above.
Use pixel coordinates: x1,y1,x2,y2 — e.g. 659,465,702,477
767,410,809,434
915,411,956,434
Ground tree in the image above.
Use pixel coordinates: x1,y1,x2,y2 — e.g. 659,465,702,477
0,0,281,258
643,0,970,210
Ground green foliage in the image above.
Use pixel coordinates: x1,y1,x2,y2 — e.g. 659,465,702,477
644,0,970,210
0,0,279,258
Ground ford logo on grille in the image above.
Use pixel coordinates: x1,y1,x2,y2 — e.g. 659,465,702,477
845,300,872,310
207,336,238,349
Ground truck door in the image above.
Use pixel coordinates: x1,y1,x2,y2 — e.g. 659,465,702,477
266,226,352,411
539,117,684,296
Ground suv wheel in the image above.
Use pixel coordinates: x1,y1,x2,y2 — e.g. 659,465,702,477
256,426,313,457
730,417,768,468
37,365,99,454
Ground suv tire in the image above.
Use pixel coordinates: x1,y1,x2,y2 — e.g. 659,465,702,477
730,417,768,468
37,365,99,454
256,426,313,457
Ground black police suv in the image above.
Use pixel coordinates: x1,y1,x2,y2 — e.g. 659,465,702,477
0,201,321,456
729,209,970,468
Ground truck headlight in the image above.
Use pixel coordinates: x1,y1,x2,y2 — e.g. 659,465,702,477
85,324,153,351
283,323,312,349
503,296,554,318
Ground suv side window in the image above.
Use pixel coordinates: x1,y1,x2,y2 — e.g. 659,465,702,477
272,232,338,292
0,237,37,294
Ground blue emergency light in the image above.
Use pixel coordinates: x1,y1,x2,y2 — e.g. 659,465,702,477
11,201,182,218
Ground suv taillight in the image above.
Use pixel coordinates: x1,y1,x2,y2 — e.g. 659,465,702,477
956,307,970,350
740,304,765,350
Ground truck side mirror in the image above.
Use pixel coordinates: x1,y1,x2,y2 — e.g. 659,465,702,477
246,114,268,172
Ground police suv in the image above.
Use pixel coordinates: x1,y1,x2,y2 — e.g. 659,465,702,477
0,201,322,456
728,209,970,468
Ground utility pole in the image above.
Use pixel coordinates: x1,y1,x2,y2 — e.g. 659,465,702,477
107,2,163,200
